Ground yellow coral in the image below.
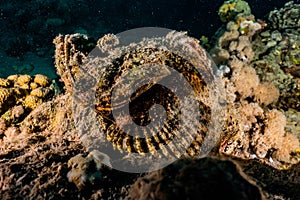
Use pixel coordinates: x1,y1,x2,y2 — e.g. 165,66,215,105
16,75,31,86
219,3,236,14
218,2,236,22
34,74,51,87
0,88,12,102
0,88,14,112
30,82,39,90
0,78,11,87
236,17,246,26
7,75,18,82
24,95,42,110
16,75,31,90
30,87,51,98
19,84,30,90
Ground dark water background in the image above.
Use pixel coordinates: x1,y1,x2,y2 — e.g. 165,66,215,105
0,0,298,78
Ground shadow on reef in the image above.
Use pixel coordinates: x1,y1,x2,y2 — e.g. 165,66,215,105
128,157,264,200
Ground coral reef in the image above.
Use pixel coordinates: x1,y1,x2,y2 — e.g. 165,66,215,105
52,19,300,170
0,93,137,199
268,1,300,30
0,73,54,149
0,1,299,199
0,74,53,115
210,1,300,169
0,94,86,199
250,1,300,111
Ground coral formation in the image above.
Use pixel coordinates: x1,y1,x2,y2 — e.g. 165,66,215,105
16,74,31,87
268,1,300,30
230,66,259,98
24,95,42,110
0,88,15,114
0,94,87,199
33,74,51,87
250,1,300,111
210,1,300,169
218,0,251,23
254,82,280,106
0,78,11,87
0,74,54,142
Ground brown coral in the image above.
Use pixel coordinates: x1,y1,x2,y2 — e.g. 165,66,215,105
3,126,20,143
11,105,25,119
254,82,280,106
273,133,299,163
218,29,240,48
231,66,259,98
252,110,286,159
